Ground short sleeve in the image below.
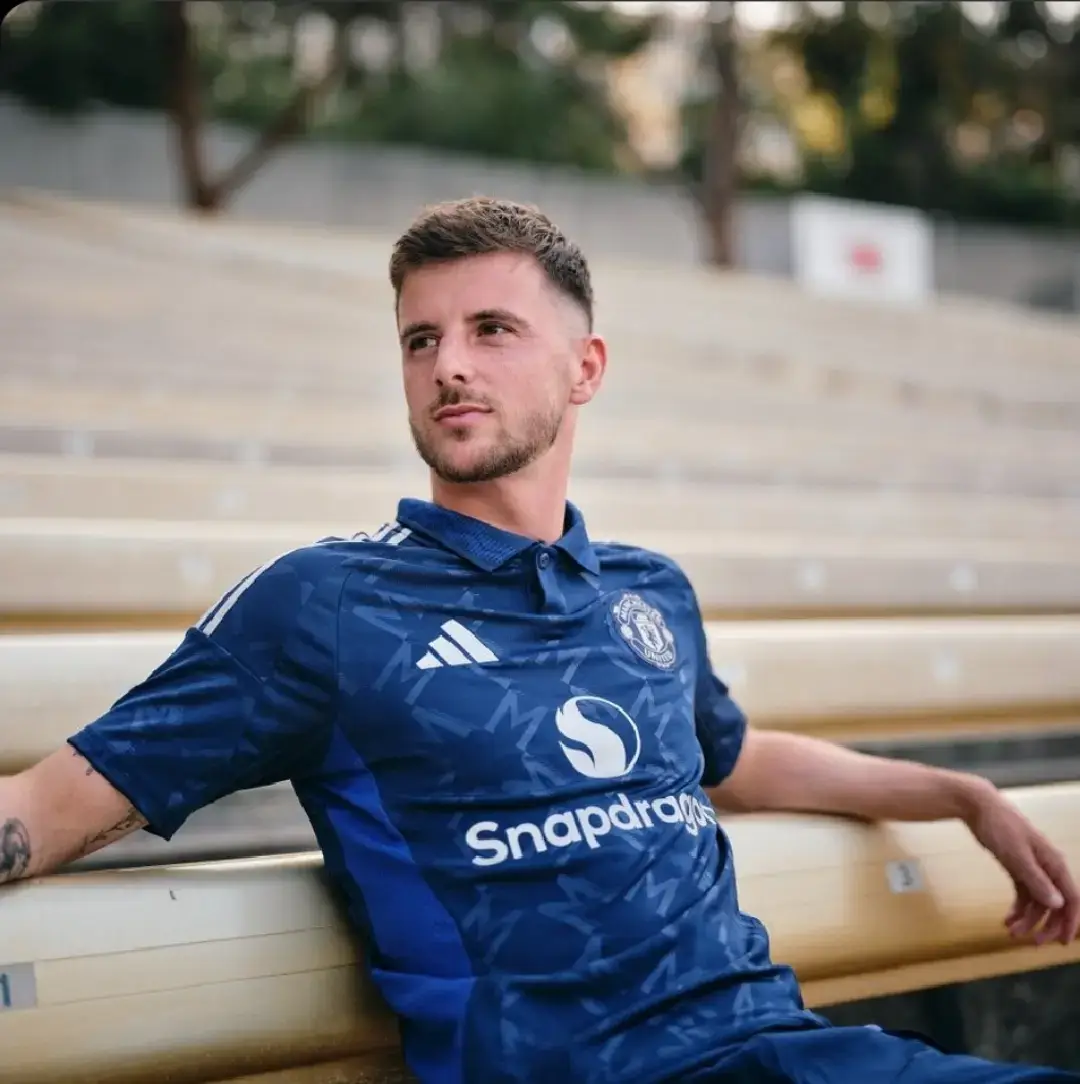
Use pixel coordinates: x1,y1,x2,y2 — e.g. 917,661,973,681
687,591,748,788
67,544,348,840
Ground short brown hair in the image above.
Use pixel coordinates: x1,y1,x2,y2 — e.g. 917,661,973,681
389,197,594,329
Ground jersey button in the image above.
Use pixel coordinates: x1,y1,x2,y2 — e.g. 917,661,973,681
537,550,552,569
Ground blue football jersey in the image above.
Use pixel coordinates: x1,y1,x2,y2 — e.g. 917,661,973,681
69,499,826,1084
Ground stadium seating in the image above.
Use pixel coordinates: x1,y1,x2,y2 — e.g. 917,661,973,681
4,190,1080,501
3,516,1079,632
6,189,1080,409
4,454,1080,541
3,379,1079,495
3,189,1080,1080
2,784,1077,1084
3,616,1078,873
4,619,1080,775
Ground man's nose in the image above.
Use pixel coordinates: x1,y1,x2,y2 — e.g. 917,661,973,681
432,332,475,387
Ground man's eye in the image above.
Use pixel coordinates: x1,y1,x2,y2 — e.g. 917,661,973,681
408,334,436,352
478,322,509,338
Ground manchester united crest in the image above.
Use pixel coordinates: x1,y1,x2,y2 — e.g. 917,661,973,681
610,593,677,670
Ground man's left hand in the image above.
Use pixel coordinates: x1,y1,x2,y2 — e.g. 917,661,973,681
964,788,1079,946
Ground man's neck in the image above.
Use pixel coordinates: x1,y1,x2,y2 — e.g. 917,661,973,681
429,471,570,544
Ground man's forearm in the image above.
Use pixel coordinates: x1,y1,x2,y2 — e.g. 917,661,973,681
0,749,149,887
711,728,995,824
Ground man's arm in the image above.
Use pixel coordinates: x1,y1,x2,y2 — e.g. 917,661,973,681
0,745,147,886
709,727,1080,945
708,726,989,823
0,544,343,885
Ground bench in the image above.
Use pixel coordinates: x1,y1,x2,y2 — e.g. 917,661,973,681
3,379,1078,495
7,190,1080,417
1,784,1076,1084
4,454,1080,543
3,518,1079,632
3,619,1078,873
4,191,1079,1080
3,619,1079,776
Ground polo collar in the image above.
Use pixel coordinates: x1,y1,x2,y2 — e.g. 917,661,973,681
395,498,600,576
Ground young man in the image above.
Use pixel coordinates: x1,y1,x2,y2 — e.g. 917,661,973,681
1,198,1077,1083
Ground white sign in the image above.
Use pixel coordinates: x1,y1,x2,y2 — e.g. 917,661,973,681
885,859,926,894
0,962,37,1011
791,194,934,306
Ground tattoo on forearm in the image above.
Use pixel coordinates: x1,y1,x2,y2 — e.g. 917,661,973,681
81,806,147,854
0,819,31,883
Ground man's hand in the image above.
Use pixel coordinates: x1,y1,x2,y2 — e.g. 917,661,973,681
964,789,1079,946
712,730,1080,945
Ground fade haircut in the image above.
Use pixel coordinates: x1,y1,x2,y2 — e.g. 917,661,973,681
389,196,594,330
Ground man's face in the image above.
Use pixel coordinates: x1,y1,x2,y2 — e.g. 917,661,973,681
396,251,595,485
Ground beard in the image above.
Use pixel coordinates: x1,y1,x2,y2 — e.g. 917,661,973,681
410,396,564,484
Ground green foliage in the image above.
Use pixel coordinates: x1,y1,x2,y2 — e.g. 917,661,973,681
740,0,1080,228
320,36,628,170
1,0,654,174
5,0,1079,226
1,0,169,113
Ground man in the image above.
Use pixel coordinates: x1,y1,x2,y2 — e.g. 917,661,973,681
1,198,1077,1083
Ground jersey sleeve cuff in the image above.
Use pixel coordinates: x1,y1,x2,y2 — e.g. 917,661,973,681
67,732,181,842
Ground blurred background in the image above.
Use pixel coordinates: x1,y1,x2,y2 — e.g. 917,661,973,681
3,0,1080,308
2,0,1080,1080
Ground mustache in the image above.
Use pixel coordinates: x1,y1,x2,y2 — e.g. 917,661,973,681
429,388,494,417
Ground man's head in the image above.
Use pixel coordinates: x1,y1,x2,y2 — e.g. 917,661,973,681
390,197,606,486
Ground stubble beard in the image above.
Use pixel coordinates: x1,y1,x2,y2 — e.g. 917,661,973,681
410,404,565,484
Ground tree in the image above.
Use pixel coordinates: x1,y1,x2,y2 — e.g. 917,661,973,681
696,1,743,268
1,0,659,208
321,0,658,172
763,0,1080,226
0,0,170,114
162,0,348,212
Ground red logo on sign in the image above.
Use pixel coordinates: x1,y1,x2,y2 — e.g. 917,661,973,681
848,241,883,274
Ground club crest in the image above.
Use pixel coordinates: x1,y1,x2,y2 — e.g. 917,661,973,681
610,593,676,670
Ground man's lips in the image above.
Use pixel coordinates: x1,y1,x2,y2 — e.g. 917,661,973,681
433,404,492,422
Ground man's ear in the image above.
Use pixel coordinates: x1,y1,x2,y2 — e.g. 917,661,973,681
569,334,607,406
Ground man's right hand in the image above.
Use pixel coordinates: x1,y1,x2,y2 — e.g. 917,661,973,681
0,745,147,886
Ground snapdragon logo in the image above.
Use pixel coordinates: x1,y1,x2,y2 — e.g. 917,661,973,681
555,695,641,779
465,695,716,868
465,790,718,868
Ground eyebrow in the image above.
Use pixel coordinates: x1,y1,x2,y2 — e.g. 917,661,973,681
398,308,531,345
398,320,437,345
472,308,528,330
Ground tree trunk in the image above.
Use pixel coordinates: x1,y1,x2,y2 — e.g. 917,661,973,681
162,0,217,211
209,34,345,208
160,1,345,215
699,1,742,268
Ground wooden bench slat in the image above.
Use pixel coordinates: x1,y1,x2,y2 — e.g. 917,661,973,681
2,384,1077,493
2,620,1079,772
1,785,1076,1083
3,519,1080,627
4,454,1080,540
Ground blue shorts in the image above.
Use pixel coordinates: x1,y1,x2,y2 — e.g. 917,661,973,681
698,1024,1080,1083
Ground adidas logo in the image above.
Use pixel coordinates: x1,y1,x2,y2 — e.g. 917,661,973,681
417,620,498,670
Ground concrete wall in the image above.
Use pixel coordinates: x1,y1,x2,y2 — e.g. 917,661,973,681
1,96,1077,311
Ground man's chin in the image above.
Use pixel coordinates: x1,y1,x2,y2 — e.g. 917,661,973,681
431,459,505,485
413,428,543,485
428,446,532,485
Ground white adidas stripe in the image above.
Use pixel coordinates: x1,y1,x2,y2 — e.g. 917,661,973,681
198,522,411,637
416,620,498,670
428,635,471,666
442,619,497,663
364,521,412,545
